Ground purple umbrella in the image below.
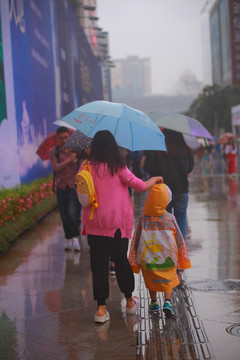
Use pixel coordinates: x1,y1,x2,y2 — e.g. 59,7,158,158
149,111,212,139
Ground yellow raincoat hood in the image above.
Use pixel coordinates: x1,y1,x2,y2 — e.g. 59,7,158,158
143,183,172,216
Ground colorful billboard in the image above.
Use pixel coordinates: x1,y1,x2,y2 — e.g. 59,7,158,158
0,7,7,125
0,0,103,187
0,0,20,187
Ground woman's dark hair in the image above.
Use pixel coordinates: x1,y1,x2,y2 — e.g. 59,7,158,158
163,129,191,155
228,137,235,149
89,130,125,175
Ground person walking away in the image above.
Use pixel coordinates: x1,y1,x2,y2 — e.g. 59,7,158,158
129,183,191,317
225,137,237,176
79,130,163,323
150,129,194,242
49,126,81,251
131,151,148,180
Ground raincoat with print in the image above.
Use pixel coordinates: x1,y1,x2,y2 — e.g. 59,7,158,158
129,183,191,291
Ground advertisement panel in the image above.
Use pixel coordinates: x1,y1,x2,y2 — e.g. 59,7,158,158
9,0,56,183
0,8,7,125
0,0,102,187
231,104,240,128
0,0,20,187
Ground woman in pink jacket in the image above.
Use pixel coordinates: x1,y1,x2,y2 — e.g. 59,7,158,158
81,130,163,323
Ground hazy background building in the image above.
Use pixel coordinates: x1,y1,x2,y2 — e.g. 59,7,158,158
111,55,151,100
176,69,203,96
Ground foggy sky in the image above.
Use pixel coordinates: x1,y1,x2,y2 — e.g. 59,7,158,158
97,0,207,95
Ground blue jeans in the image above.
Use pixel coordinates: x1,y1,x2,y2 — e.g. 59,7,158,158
56,187,81,239
166,193,189,241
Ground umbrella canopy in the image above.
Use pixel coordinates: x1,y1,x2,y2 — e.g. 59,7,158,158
182,134,201,150
64,130,92,152
149,111,212,139
53,119,76,130
36,130,74,161
217,132,238,144
58,101,166,152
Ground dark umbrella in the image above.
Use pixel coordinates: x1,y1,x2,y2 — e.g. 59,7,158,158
64,130,92,152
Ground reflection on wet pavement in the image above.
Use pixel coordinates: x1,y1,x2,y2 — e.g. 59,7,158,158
187,279,240,292
136,274,213,360
186,174,240,360
187,175,240,283
0,210,139,359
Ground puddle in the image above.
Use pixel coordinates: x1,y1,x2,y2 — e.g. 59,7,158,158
187,279,240,292
226,324,240,337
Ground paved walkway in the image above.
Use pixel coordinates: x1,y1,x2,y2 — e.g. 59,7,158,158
1,178,240,359
0,219,214,360
136,273,214,359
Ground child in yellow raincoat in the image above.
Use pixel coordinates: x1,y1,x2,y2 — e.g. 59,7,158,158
129,183,191,317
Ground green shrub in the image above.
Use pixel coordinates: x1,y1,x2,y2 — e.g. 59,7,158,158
0,175,57,253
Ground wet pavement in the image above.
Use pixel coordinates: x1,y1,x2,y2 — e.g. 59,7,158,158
0,173,240,359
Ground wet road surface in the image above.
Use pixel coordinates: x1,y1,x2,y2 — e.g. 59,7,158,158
186,174,240,360
0,174,240,359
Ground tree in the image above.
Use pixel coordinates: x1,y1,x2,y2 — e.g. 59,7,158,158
185,84,240,136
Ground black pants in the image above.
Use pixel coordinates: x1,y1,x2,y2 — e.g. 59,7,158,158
56,187,81,239
88,229,135,305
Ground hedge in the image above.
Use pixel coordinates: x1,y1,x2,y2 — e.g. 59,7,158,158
0,175,57,253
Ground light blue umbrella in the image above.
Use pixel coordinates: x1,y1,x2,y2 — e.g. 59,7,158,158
59,101,166,152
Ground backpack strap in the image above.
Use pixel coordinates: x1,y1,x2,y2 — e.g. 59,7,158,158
83,159,91,173
82,160,98,220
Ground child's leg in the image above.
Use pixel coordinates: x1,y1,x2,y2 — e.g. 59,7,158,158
149,290,157,302
164,291,172,301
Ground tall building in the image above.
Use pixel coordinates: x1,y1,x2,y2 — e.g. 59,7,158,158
111,56,151,100
209,0,240,87
69,0,113,100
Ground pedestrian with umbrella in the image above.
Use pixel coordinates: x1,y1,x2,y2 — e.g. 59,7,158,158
148,111,212,242
80,130,164,323
49,126,81,252
224,137,238,176
149,129,194,243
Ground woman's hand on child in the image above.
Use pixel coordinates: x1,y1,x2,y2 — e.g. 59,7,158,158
144,176,163,191
154,176,163,184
